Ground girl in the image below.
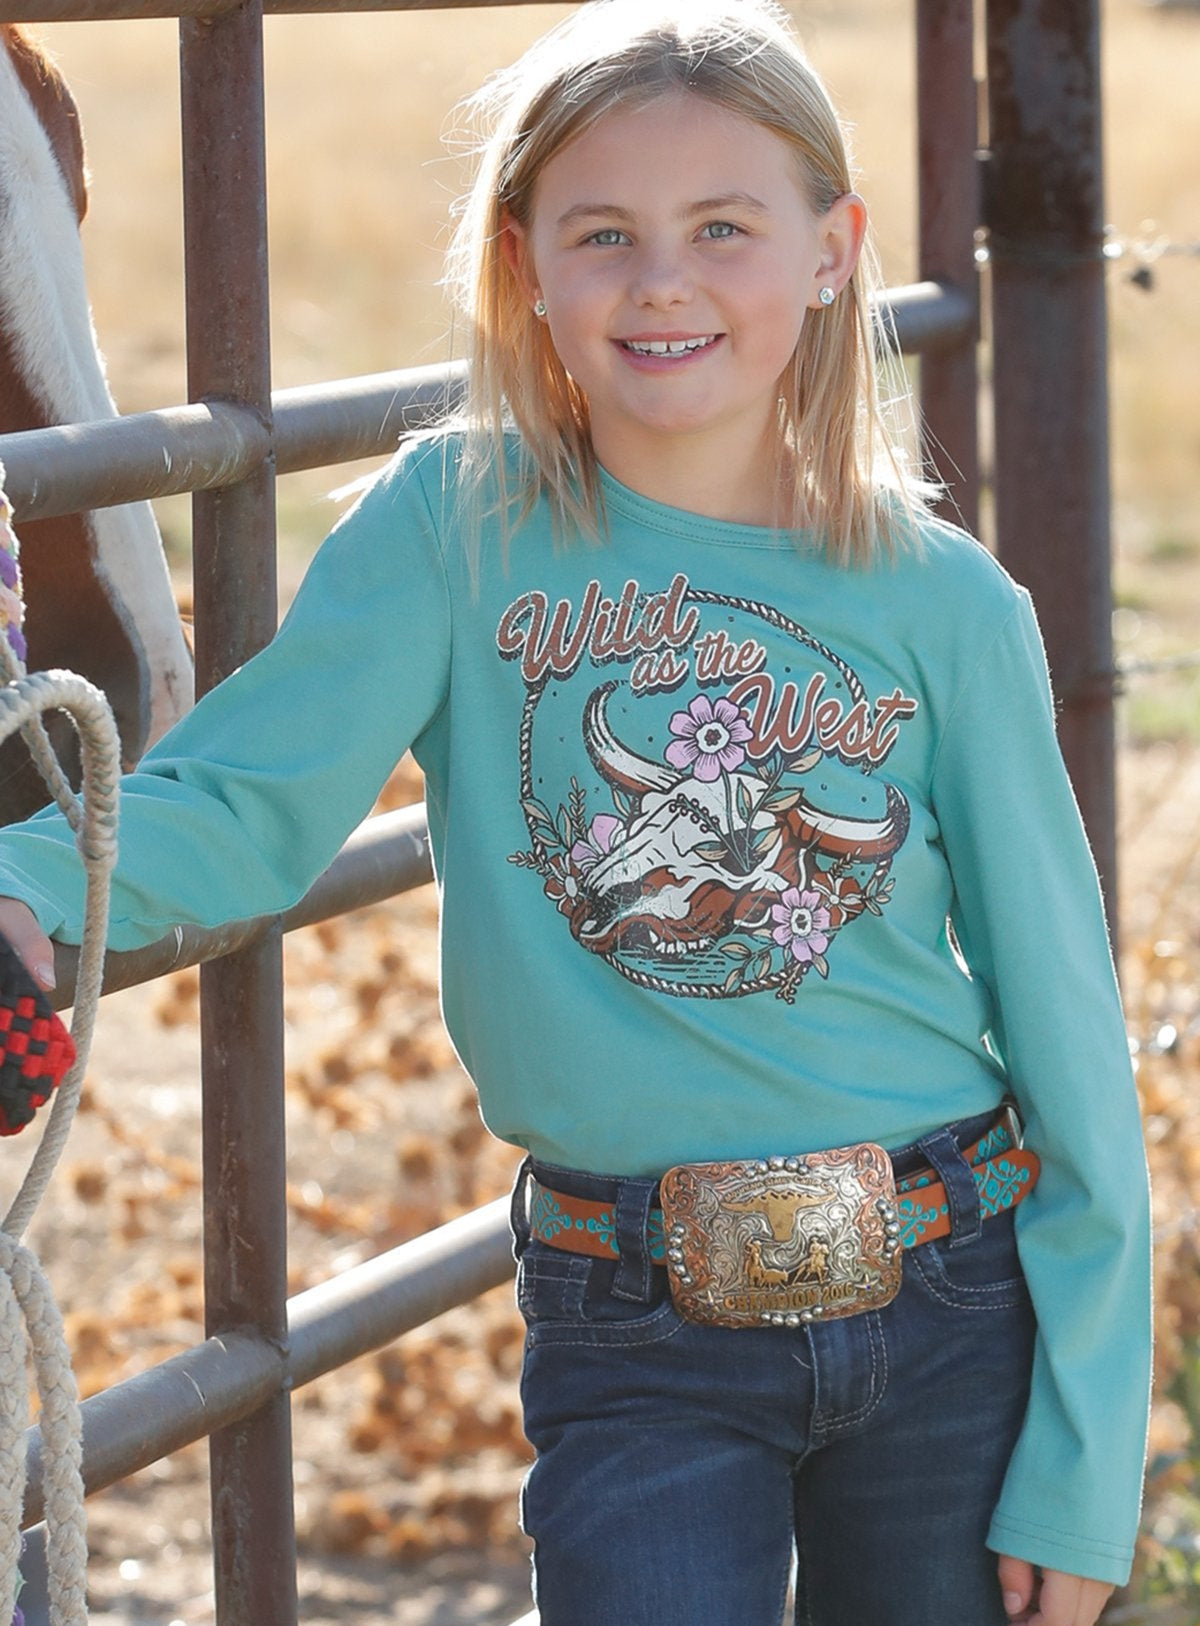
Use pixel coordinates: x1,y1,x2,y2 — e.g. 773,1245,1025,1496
0,4,1149,1623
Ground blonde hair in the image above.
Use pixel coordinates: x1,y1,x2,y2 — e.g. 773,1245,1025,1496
445,0,924,567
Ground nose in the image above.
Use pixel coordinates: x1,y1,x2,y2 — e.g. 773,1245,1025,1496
629,241,693,310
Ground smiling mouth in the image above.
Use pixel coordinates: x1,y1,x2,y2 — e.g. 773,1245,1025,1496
619,335,721,357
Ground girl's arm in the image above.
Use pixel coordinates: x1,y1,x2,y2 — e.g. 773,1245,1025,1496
0,442,452,953
931,589,1151,1590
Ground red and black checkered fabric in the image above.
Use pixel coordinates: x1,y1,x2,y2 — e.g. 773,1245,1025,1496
0,933,74,1137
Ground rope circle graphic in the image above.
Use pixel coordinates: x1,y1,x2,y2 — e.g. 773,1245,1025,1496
510,582,905,1002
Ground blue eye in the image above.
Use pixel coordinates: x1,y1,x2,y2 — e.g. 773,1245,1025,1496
700,221,741,240
587,228,630,247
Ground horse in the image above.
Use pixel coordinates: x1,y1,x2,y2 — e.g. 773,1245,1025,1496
0,25,193,823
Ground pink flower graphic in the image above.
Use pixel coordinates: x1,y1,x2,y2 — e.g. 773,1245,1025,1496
570,813,623,874
771,887,832,964
666,694,753,783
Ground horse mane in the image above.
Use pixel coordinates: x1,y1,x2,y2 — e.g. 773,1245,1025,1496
0,29,193,821
0,26,86,224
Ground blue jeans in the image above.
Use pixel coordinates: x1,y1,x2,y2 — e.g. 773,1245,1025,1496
511,1112,1036,1626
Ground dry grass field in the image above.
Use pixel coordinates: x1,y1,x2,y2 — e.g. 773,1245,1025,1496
3,2,1199,1622
40,0,1200,725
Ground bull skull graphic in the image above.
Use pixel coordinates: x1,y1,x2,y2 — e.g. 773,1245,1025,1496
563,683,909,963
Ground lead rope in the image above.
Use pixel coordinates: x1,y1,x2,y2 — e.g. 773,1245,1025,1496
0,468,121,1626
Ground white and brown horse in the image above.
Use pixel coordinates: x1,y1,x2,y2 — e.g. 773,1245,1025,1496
0,25,192,822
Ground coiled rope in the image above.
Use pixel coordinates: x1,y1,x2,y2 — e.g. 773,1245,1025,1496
0,469,121,1626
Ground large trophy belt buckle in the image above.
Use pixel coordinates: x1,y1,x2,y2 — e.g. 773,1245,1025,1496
659,1144,903,1330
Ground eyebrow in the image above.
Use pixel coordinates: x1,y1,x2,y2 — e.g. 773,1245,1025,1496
555,192,772,230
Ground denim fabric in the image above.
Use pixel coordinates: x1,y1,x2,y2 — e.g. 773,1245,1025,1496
511,1112,1036,1626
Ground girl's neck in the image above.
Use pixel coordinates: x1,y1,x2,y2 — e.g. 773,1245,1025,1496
593,426,791,529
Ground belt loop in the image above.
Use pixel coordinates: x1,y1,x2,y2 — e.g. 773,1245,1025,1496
510,1156,533,1261
611,1179,655,1303
917,1127,982,1250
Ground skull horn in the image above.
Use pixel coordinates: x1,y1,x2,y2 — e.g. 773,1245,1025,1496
790,781,911,861
584,682,680,796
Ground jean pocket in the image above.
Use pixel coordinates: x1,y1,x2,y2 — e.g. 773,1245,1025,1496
905,1210,1031,1311
517,1241,683,1348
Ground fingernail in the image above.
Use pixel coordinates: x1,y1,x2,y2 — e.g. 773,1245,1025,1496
1003,1593,1023,1617
35,961,55,990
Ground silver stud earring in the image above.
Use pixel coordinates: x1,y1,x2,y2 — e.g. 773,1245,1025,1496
818,286,836,307
533,299,547,318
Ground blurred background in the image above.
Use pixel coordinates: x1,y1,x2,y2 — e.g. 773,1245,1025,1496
10,3,1200,1621
40,0,1200,743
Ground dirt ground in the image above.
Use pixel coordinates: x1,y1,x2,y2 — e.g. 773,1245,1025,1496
7,742,1200,1625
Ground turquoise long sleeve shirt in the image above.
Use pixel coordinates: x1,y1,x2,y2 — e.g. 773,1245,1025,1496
0,434,1150,1584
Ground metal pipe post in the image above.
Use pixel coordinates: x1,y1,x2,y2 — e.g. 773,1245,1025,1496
917,0,981,533
985,0,1117,917
180,7,298,1622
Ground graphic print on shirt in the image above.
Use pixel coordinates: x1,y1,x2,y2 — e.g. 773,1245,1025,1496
498,573,917,1001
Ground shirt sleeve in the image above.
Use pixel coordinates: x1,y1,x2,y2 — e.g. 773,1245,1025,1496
0,443,452,951
931,589,1151,1585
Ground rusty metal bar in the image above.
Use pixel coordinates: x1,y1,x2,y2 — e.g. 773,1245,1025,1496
916,0,981,532
286,1197,512,1389
179,6,299,1623
22,1332,285,1526
984,0,1116,918
0,278,969,521
0,364,464,522
45,803,434,1009
882,280,974,355
0,0,548,17
0,401,270,521
0,0,234,14
270,362,466,470
22,1199,514,1526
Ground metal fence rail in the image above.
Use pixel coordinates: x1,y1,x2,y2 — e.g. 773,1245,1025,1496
0,283,968,520
23,1198,513,1524
2,0,549,16
0,3,1114,1623
38,802,433,1007
0,365,466,520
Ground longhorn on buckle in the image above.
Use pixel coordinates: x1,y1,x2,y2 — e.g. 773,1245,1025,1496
659,1144,903,1330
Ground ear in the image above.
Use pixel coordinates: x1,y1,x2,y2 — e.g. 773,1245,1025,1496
500,211,540,308
807,191,868,308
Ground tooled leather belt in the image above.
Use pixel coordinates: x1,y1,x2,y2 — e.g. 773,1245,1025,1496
528,1110,1040,1266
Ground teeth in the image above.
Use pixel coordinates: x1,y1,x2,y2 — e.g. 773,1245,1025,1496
645,931,714,958
625,336,716,356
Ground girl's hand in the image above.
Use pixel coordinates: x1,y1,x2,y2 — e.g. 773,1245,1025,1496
0,897,56,990
998,1555,1114,1626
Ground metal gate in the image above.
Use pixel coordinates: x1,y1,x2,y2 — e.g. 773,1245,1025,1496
0,3,1112,1621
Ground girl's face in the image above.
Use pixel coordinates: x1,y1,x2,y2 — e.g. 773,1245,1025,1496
505,92,863,510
